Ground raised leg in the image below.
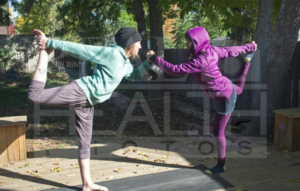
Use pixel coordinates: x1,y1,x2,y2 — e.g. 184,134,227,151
232,53,254,95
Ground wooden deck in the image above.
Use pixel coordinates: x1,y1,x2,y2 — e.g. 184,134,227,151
1,137,300,191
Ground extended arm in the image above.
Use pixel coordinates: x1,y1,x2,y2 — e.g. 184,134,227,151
34,29,108,64
212,42,257,58
149,55,203,75
47,39,110,64
124,60,152,81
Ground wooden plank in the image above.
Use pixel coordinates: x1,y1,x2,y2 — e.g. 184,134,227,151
295,118,300,151
278,114,287,149
273,108,300,118
18,125,27,161
0,116,27,125
0,127,8,164
5,125,20,162
274,113,280,145
286,117,294,151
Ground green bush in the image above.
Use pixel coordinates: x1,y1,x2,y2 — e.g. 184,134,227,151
0,47,16,72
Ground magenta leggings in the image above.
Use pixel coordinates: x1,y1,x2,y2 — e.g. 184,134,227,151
27,80,94,160
212,60,252,164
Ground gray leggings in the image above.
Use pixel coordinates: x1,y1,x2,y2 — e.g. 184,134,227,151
28,80,94,159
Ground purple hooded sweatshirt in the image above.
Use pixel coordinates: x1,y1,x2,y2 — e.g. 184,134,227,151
151,27,255,102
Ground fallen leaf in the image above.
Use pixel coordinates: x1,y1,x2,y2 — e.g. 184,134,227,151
282,149,289,153
54,167,61,172
133,170,137,173
154,159,161,163
142,157,147,161
118,168,124,170
235,187,243,191
53,162,59,165
25,163,30,167
292,179,300,183
139,152,144,155
0,181,7,184
60,159,65,161
133,149,137,153
106,176,114,179
264,152,271,155
162,156,169,159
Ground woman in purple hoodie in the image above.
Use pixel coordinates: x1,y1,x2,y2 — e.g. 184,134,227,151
147,26,257,174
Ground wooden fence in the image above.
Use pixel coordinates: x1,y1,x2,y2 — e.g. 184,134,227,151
52,45,300,110
54,50,80,69
123,46,300,111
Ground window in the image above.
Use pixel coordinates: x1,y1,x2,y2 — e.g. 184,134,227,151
15,49,28,63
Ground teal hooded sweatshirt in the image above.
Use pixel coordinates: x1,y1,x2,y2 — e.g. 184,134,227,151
47,39,151,106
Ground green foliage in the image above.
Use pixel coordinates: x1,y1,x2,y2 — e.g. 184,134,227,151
0,47,16,71
170,13,226,48
14,0,63,36
0,4,10,26
55,0,123,45
164,35,175,49
159,0,263,44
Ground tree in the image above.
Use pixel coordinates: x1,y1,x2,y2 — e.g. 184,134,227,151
0,1,10,26
248,0,300,137
171,13,227,48
56,0,123,44
148,0,164,57
14,0,64,37
133,0,148,61
249,0,274,136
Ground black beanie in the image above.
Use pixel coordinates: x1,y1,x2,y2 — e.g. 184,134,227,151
115,27,142,49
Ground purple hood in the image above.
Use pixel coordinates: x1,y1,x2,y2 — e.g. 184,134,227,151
185,27,210,56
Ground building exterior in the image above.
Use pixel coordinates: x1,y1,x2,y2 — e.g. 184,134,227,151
0,35,54,73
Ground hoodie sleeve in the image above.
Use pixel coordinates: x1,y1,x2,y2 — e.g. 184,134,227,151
124,60,152,81
212,43,255,58
154,56,203,75
47,39,108,64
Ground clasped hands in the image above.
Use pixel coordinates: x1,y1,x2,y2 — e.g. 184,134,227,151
32,29,53,54
146,50,155,63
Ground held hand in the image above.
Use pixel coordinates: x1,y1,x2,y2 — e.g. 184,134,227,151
33,29,48,50
251,41,257,51
146,50,155,63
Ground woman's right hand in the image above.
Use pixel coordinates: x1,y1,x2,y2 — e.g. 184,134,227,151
33,29,49,50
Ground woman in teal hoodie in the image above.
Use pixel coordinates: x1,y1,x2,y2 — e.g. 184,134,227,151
29,27,151,191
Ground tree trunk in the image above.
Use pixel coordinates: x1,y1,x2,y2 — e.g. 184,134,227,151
134,0,147,62
249,0,300,137
248,0,274,136
148,0,164,57
147,0,164,98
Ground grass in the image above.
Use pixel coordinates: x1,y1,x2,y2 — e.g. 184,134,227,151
0,86,30,108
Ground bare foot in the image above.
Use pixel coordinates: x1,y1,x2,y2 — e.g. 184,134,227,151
82,183,109,191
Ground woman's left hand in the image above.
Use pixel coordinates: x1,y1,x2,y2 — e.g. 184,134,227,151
146,50,155,63
251,41,257,51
